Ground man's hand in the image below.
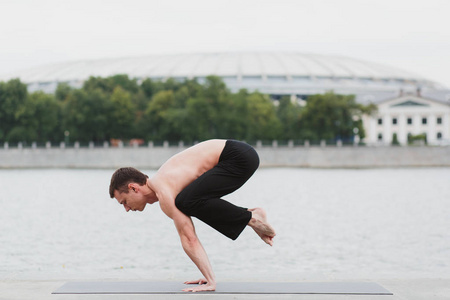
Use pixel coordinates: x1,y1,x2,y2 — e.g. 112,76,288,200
183,278,216,292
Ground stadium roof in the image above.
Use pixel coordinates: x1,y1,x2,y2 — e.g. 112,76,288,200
1,52,447,103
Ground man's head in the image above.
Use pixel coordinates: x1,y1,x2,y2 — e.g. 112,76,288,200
109,167,151,212
109,167,149,198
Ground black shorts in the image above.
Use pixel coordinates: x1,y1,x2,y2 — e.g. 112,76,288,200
175,140,259,240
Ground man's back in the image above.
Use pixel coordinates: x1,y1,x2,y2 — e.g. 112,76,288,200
150,139,226,213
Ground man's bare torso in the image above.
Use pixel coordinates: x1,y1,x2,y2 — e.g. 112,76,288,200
148,139,227,217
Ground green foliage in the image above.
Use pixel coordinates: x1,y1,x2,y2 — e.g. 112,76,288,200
0,76,376,145
300,92,373,142
109,87,136,139
276,96,303,140
246,92,281,140
55,83,72,102
184,97,212,141
226,89,250,139
140,78,156,98
143,90,176,140
408,133,427,145
108,75,139,94
392,133,400,146
0,79,28,141
5,91,59,143
62,88,112,142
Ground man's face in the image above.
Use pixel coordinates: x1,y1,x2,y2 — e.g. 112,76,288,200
114,186,147,212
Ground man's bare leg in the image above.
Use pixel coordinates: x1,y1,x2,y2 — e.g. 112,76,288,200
248,208,276,246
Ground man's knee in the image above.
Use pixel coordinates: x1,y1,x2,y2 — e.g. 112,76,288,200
242,147,259,177
175,192,201,216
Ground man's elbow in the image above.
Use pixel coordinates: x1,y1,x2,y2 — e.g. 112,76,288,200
181,233,199,248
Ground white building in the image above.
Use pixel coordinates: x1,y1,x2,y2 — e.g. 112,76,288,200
0,52,443,103
363,91,450,146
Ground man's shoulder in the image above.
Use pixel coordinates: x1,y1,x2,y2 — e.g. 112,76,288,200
150,179,177,217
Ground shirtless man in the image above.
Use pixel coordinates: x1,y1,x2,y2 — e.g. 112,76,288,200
109,139,276,292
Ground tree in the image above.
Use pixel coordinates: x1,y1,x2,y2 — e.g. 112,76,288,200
200,76,232,138
246,92,281,141
162,78,182,92
6,91,59,143
392,133,400,146
141,78,167,99
277,96,303,140
183,96,214,141
108,74,139,94
82,76,113,93
109,87,136,139
301,92,373,142
223,89,250,140
143,90,176,140
55,83,72,102
83,74,139,95
62,88,111,142
140,78,156,99
174,79,202,107
0,79,28,141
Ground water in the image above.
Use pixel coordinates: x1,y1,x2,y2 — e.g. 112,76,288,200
0,168,449,281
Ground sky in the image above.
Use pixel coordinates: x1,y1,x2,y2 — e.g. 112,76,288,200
0,0,449,87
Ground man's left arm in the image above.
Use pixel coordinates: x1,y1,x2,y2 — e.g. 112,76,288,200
171,209,216,292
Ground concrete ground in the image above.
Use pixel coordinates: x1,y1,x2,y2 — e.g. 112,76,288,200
0,279,449,300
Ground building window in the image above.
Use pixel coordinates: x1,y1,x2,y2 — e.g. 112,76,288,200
267,76,288,82
437,117,442,125
242,76,263,83
377,133,383,141
422,117,427,125
392,118,398,125
437,132,442,139
407,117,412,125
221,76,238,84
292,76,311,83
378,118,383,125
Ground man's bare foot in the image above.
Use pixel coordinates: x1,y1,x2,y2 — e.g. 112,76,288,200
248,208,276,246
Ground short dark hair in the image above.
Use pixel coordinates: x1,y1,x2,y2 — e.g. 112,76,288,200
109,167,149,198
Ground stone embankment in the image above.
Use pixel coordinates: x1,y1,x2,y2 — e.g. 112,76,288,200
1,141,448,169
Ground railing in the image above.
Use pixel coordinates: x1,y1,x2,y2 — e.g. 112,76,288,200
4,138,447,149
0,139,393,150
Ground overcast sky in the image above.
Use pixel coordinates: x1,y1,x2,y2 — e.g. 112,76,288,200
1,0,449,87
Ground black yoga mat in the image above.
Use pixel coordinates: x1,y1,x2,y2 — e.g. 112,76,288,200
53,281,393,295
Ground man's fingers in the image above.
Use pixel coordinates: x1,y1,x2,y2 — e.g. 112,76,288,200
184,278,207,285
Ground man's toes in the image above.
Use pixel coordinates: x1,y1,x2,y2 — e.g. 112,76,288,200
262,235,274,246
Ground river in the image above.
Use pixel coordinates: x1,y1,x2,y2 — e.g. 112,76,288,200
1,168,449,281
